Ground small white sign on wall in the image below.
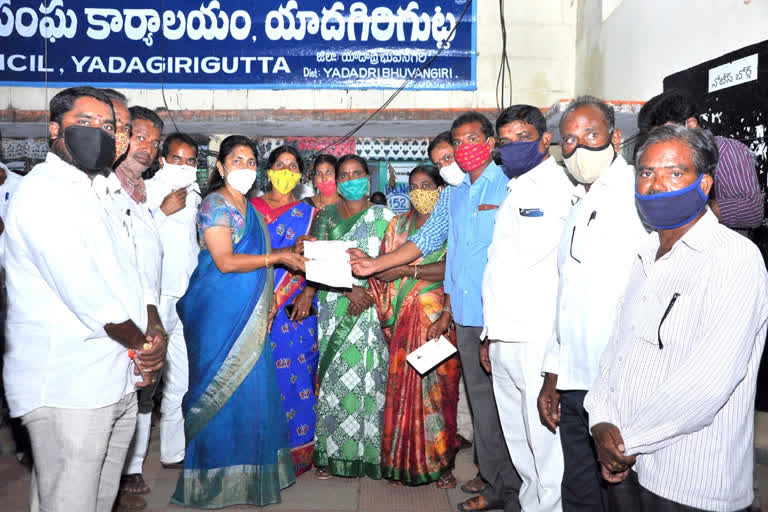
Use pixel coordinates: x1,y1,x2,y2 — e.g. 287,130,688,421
708,54,758,93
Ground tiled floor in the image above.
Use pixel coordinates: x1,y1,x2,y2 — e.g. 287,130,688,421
0,425,484,512
1,425,767,511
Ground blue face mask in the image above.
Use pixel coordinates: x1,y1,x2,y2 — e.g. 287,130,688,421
635,174,709,230
498,138,545,179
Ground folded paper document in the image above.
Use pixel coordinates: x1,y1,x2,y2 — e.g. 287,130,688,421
406,335,457,374
304,240,356,288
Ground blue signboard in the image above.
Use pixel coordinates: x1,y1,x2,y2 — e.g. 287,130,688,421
0,0,476,90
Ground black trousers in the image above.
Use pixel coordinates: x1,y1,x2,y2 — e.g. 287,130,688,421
558,390,607,512
455,324,521,511
607,470,743,512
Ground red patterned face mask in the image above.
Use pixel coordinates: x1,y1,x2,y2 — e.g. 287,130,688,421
454,141,491,172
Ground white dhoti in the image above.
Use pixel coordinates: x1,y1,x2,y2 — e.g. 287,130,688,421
490,340,564,512
158,294,187,465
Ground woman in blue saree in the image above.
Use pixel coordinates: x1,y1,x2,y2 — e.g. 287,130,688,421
250,145,319,476
172,136,306,508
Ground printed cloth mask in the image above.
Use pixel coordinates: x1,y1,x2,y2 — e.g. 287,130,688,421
439,161,465,186
454,141,491,173
161,160,198,189
225,167,257,195
114,131,129,159
409,188,440,214
499,139,546,178
563,138,616,184
337,177,369,201
316,179,337,197
635,174,709,230
63,125,115,172
267,168,302,195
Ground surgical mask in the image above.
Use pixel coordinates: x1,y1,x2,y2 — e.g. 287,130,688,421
439,161,465,186
267,168,301,195
114,131,129,159
225,167,257,195
454,141,491,173
498,139,546,178
409,188,440,214
635,174,709,230
316,179,337,197
161,159,198,189
563,139,615,184
337,177,369,201
63,125,115,172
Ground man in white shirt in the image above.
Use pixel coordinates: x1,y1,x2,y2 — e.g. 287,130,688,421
3,86,167,512
537,96,647,511
480,105,573,512
0,162,22,264
146,132,201,468
113,106,169,498
584,125,768,511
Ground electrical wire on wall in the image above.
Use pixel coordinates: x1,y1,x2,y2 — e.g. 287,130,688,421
160,0,181,134
310,0,474,157
496,0,512,111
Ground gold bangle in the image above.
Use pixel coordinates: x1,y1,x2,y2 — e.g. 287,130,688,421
413,266,420,279
265,254,270,267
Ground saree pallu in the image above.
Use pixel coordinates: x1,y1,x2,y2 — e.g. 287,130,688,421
370,212,460,485
250,197,319,476
311,204,394,479
172,205,295,508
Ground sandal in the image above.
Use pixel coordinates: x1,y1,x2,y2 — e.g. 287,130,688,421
456,495,501,512
436,471,457,489
459,473,487,494
119,474,150,495
389,480,404,487
315,466,332,480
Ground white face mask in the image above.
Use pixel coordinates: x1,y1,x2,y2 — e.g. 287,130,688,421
563,140,616,185
225,167,257,195
161,159,198,189
439,161,465,187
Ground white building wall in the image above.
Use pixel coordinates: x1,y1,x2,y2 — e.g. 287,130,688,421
576,0,768,101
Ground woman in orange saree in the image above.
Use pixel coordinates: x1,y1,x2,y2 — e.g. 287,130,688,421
371,165,461,488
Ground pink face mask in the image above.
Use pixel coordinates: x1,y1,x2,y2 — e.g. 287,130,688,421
316,179,337,197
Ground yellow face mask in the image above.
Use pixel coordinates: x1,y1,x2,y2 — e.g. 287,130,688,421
268,168,302,195
409,188,440,214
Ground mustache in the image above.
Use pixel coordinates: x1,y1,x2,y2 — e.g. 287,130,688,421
131,150,152,164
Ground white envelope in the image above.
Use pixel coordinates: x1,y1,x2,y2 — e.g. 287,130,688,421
406,335,458,375
304,240,356,289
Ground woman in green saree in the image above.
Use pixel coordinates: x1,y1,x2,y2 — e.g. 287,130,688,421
306,154,394,480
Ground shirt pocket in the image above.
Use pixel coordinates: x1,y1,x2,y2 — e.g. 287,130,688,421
475,206,499,244
637,291,693,350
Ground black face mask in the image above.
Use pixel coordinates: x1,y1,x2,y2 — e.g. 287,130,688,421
63,125,115,172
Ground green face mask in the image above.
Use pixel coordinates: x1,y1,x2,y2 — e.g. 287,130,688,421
337,177,369,200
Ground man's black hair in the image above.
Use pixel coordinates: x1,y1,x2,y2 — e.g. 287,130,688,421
451,111,494,139
160,132,198,159
637,89,698,133
496,104,547,137
49,86,113,125
129,106,164,133
427,131,452,158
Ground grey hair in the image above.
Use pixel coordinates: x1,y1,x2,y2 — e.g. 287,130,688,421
634,124,719,177
559,95,615,131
